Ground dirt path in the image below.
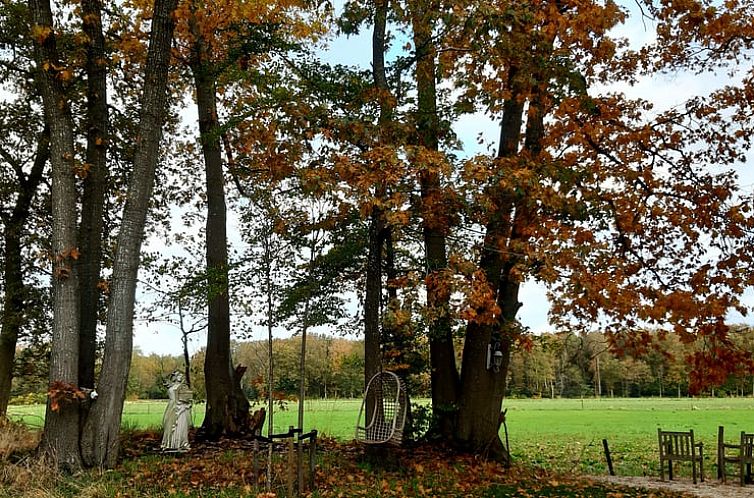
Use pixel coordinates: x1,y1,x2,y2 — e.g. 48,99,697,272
592,475,754,498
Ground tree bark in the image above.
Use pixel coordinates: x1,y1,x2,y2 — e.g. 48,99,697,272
456,68,545,463
80,0,179,467
77,0,109,391
29,0,83,471
410,0,459,438
0,129,48,417
364,206,384,387
364,0,390,397
190,10,250,438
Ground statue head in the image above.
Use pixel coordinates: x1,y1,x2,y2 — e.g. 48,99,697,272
169,370,184,384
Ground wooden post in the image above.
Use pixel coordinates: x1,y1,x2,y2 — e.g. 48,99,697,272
602,439,615,476
252,437,259,484
288,426,296,497
297,431,304,496
718,426,724,481
308,431,317,492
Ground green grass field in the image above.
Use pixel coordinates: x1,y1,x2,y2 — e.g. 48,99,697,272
9,397,754,477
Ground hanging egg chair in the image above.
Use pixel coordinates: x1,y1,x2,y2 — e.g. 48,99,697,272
355,371,407,445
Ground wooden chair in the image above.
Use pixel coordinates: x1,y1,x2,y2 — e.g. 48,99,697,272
718,426,754,486
658,429,704,484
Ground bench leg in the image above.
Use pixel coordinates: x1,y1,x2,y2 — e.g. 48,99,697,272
699,450,704,483
692,457,697,485
741,459,745,487
669,460,673,481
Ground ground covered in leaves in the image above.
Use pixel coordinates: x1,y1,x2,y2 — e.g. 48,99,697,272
1,425,700,497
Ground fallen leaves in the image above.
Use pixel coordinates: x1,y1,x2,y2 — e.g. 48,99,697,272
110,432,699,497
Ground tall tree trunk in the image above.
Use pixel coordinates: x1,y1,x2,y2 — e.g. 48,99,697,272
77,0,109,392
410,0,459,438
456,68,545,463
456,69,522,460
80,0,179,467
364,207,384,386
29,0,83,471
264,226,275,490
364,0,390,397
190,11,250,438
0,129,48,417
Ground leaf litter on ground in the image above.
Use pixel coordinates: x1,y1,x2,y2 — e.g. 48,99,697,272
111,430,700,497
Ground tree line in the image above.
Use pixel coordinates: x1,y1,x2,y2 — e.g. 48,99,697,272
131,325,754,401
13,327,754,407
2,0,754,471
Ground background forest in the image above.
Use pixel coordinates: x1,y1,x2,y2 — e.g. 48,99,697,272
12,327,754,406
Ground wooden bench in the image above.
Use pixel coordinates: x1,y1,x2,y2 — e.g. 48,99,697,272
717,426,754,486
658,429,704,484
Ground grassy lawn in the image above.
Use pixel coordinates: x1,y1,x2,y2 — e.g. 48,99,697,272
8,396,754,478
503,397,754,476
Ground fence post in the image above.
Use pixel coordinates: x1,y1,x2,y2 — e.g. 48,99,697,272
602,439,615,476
297,431,304,496
308,430,318,492
252,437,259,484
287,426,296,497
718,426,724,480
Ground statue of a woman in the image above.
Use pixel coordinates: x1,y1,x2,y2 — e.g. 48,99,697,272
161,370,193,452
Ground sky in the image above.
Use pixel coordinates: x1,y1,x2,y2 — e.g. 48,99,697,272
131,1,754,355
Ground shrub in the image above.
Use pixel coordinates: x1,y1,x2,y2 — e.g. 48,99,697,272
8,393,46,406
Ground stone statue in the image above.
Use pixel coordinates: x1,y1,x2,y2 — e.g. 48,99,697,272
161,370,193,452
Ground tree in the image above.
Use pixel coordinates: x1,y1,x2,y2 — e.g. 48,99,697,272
447,0,754,459
0,1,52,418
321,0,754,461
26,0,180,469
184,4,250,436
140,254,209,388
80,0,178,467
0,118,48,417
76,0,109,392
28,0,84,470
407,0,461,438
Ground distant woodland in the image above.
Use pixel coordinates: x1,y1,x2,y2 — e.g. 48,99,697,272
11,327,754,405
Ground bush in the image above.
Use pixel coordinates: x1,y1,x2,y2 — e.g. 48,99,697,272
8,393,46,406
406,402,434,442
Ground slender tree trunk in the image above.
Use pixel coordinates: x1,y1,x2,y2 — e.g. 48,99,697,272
190,11,249,438
410,0,459,438
0,129,48,417
29,0,82,471
364,0,391,389
264,230,274,491
297,240,314,493
364,206,384,387
80,0,179,467
77,0,109,391
178,298,192,387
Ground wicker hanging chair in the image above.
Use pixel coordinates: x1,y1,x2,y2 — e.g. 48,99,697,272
355,371,407,445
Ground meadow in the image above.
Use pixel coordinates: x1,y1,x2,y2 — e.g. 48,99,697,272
9,396,754,477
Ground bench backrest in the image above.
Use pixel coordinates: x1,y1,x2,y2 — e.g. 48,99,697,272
659,429,698,461
741,432,754,461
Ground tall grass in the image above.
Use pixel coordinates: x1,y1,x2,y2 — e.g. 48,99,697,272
0,419,57,498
